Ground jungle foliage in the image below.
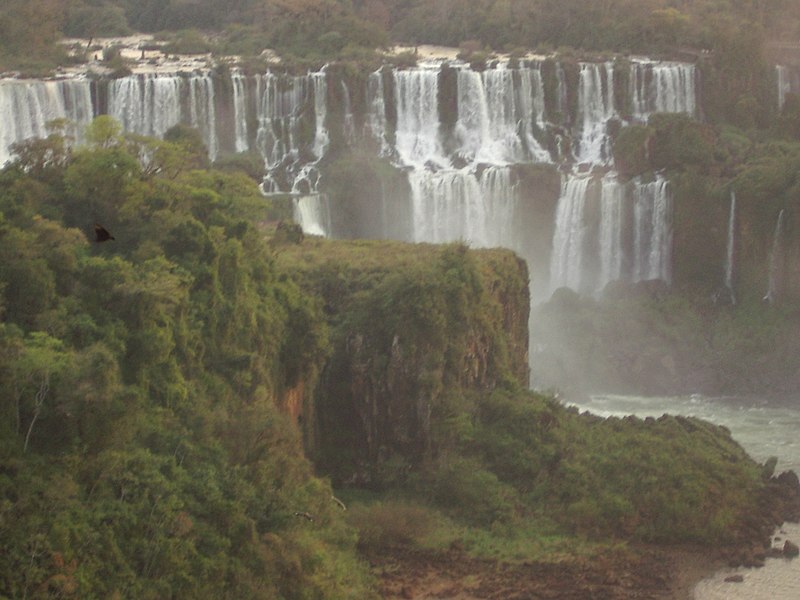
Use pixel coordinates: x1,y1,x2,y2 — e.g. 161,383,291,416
0,117,778,596
0,119,375,599
276,238,770,551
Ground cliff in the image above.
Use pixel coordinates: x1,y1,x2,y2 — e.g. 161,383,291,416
276,238,529,484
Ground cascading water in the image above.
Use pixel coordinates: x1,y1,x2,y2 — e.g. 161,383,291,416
231,69,250,153
776,65,800,111
188,73,218,160
365,69,390,154
409,166,518,247
574,62,616,165
598,174,625,290
723,190,736,304
108,74,182,139
0,58,700,298
340,80,356,145
630,60,696,120
293,194,332,237
0,78,93,165
632,176,672,284
550,174,673,294
550,176,593,293
253,70,328,193
393,66,448,168
455,64,549,164
765,209,786,304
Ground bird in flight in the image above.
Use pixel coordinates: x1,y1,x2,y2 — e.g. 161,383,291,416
94,224,115,242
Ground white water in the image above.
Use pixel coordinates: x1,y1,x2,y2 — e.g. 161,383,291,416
108,74,182,137
549,174,672,294
566,393,800,600
630,60,696,120
1,59,697,294
598,173,625,290
776,65,800,111
632,176,672,284
365,69,390,154
550,175,593,293
765,209,785,304
188,73,218,160
340,79,356,145
454,64,549,164
394,66,449,168
724,190,736,303
574,62,616,165
0,78,93,165
409,166,518,248
231,69,250,153
293,194,331,236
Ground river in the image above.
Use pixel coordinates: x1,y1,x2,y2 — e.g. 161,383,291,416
565,394,800,600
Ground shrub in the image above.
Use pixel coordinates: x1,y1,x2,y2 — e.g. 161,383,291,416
347,501,437,550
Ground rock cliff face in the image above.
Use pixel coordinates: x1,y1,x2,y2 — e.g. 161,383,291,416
277,238,529,484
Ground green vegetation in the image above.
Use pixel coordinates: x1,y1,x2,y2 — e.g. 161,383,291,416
0,116,782,595
275,237,771,557
0,119,375,598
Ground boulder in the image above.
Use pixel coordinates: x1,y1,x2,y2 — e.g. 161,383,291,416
783,540,799,558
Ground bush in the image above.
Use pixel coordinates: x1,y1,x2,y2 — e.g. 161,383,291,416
347,501,438,550
431,458,517,526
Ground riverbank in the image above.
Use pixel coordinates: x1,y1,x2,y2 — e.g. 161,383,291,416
366,543,725,599
360,467,800,599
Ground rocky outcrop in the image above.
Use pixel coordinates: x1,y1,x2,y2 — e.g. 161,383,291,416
721,469,800,568
277,239,530,485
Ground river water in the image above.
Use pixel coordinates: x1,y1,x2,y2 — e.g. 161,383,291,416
565,394,800,599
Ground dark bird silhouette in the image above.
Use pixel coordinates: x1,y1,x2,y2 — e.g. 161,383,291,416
94,224,115,242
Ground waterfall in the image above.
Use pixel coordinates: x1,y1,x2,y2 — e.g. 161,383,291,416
575,62,616,164
723,190,736,303
409,167,517,246
394,67,448,168
255,72,303,173
293,194,331,236
311,71,329,160
188,73,218,160
765,209,786,304
630,60,696,120
598,174,625,290
340,80,356,145
0,61,703,300
0,78,93,165
107,72,219,159
778,66,790,111
231,69,250,153
555,63,568,121
254,70,327,192
455,64,549,164
108,74,183,139
632,177,672,284
521,62,547,130
776,65,800,111
550,176,593,292
365,69,390,154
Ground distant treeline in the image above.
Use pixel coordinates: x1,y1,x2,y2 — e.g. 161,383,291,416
2,0,800,68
